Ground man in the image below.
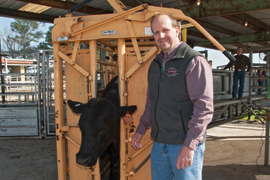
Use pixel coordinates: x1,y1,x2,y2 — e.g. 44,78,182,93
223,46,250,99
131,13,214,180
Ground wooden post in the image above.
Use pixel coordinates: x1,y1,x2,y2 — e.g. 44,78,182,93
118,38,127,180
53,42,67,180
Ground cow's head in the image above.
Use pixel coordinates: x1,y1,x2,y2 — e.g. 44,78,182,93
68,99,137,166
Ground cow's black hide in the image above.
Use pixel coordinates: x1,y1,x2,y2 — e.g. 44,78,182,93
68,76,137,179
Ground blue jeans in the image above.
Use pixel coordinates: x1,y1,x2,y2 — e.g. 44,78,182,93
258,80,263,95
151,141,205,180
232,70,246,98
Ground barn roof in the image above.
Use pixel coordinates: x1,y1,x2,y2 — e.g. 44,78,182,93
0,0,269,53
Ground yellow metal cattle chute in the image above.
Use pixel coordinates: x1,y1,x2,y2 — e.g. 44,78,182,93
52,1,233,179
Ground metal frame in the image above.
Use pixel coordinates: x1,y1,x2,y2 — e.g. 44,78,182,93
249,47,270,102
51,1,252,180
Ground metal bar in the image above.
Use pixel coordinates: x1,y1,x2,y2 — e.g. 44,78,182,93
118,38,126,180
212,105,230,122
178,15,236,62
46,59,50,137
97,60,117,66
58,51,89,77
89,40,101,180
97,70,116,74
125,46,158,78
125,21,143,63
249,48,253,101
42,51,47,137
128,141,153,161
0,73,37,76
127,154,151,176
70,4,148,37
0,38,5,104
0,83,35,86
265,117,269,166
53,42,67,180
71,41,80,65
90,40,97,98
64,135,80,148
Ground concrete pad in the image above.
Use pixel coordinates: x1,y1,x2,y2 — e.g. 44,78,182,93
256,175,270,180
0,119,269,180
203,120,270,180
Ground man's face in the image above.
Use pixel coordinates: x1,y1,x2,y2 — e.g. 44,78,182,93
237,47,243,55
151,15,180,53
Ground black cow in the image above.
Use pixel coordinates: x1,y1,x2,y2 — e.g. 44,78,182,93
68,76,137,179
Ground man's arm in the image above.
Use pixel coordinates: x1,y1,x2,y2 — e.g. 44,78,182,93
132,87,152,149
176,56,214,169
223,61,233,70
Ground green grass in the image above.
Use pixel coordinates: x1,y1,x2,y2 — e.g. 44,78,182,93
241,109,266,121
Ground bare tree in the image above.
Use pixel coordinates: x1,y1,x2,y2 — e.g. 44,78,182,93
0,26,19,52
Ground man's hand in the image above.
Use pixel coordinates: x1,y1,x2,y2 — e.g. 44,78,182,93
245,71,249,75
132,132,142,149
176,145,194,169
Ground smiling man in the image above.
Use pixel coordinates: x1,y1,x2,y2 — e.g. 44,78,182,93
132,13,214,180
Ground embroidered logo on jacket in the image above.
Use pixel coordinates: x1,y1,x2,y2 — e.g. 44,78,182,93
167,68,178,76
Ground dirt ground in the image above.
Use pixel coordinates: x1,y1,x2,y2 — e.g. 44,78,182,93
0,120,270,180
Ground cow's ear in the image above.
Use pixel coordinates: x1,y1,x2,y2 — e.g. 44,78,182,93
67,100,83,114
117,105,137,117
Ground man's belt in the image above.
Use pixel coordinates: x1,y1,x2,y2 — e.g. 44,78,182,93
236,69,245,71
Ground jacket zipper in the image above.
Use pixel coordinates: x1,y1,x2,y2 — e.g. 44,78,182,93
179,110,187,138
153,57,182,141
153,60,162,141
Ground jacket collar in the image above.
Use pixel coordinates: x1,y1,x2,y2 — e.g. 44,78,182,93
172,41,190,60
154,41,190,64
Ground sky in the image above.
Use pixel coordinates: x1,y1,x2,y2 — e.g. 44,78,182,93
0,16,264,69
0,16,53,49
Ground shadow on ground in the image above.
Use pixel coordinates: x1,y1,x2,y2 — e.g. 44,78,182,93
203,164,270,180
0,120,269,180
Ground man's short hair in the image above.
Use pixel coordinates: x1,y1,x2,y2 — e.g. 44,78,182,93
237,46,243,50
150,13,179,33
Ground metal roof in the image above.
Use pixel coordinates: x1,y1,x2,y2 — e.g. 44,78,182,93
0,0,269,53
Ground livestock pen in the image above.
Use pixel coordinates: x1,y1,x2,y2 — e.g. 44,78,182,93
51,1,266,180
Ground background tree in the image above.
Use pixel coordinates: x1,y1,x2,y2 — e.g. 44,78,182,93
10,19,43,51
37,25,53,49
0,27,19,52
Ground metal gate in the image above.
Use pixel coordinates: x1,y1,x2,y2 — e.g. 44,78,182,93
0,51,41,137
0,50,60,138
40,50,64,137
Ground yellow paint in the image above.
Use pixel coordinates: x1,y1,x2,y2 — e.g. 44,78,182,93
52,1,229,180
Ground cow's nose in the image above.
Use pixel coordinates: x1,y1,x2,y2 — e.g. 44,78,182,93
76,154,89,165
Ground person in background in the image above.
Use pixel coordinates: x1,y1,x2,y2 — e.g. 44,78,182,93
209,60,213,68
131,13,214,180
262,69,266,87
257,69,263,95
223,46,250,100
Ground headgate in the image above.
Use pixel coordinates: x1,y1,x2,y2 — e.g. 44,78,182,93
52,1,236,180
